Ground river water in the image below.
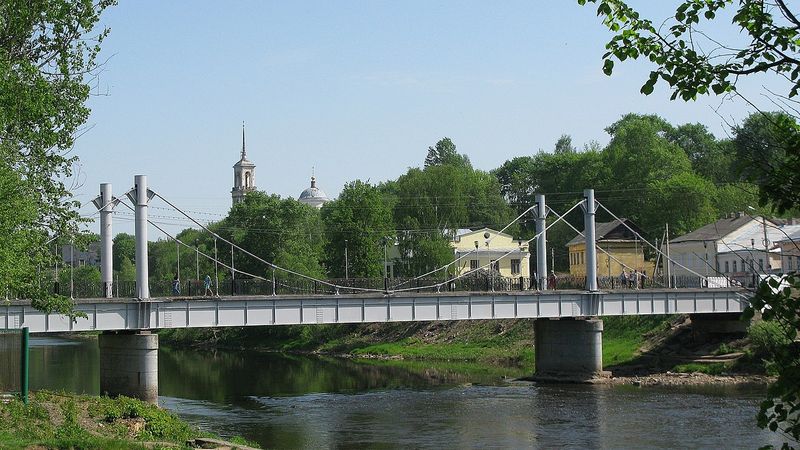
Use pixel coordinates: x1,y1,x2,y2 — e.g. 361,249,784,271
25,336,782,449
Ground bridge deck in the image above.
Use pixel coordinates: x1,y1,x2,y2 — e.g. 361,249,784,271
2,288,749,333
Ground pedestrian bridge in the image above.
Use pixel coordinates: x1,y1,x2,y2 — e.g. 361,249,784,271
3,288,748,333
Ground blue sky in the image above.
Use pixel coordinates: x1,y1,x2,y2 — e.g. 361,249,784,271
73,1,777,237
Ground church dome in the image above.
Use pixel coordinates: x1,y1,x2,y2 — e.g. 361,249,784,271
298,176,329,208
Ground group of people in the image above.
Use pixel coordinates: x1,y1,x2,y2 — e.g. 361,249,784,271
172,273,215,296
618,269,647,289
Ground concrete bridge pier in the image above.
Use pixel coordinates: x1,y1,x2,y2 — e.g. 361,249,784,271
99,331,159,404
534,318,606,382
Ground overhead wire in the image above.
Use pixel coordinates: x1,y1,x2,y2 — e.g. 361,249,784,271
390,199,585,293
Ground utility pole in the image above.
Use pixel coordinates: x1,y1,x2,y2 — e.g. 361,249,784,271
344,239,349,280
665,223,671,288
551,248,555,275
195,240,199,281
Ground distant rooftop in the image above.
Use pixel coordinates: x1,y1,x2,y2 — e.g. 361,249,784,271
566,218,642,246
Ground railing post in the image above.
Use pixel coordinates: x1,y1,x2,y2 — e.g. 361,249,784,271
535,194,548,290
583,189,598,292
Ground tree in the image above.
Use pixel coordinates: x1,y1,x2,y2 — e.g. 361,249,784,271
0,1,115,313
322,181,394,278
578,2,800,444
578,0,800,213
554,134,577,154
734,111,800,213
391,162,516,275
113,233,136,272
222,192,325,280
579,0,800,100
424,137,472,168
664,123,736,184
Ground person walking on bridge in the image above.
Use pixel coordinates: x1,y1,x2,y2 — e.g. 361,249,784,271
172,273,181,295
204,274,213,296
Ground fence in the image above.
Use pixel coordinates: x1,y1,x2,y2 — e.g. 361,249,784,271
0,328,29,404
35,271,748,299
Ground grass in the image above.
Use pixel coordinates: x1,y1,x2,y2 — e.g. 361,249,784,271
602,315,674,366
351,338,535,366
673,362,730,375
0,390,259,449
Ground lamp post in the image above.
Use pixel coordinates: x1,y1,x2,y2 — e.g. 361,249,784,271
195,239,199,281
344,239,349,280
382,237,389,292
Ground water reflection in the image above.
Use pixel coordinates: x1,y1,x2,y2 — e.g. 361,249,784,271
22,336,782,449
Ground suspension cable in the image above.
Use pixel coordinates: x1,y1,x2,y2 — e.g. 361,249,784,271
547,206,666,288
390,200,584,293
391,205,537,289
152,191,385,294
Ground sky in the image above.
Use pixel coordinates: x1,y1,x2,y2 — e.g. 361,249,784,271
71,1,780,238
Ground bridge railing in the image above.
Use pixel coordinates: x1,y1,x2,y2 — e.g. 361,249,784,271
31,272,747,300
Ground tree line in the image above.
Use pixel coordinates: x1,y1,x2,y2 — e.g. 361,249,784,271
87,111,793,286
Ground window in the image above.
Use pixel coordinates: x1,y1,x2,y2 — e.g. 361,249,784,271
759,259,764,270
733,260,738,272
511,259,521,275
470,259,479,270
724,261,729,273
580,252,584,265
788,257,793,271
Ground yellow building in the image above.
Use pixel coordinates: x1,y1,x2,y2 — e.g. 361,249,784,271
451,228,530,277
567,219,654,277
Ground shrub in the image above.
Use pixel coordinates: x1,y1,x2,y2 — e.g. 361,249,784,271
748,320,791,357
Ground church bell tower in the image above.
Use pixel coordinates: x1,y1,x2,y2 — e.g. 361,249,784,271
231,122,256,205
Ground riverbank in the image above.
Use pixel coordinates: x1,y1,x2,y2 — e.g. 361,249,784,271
0,391,259,449
158,315,676,369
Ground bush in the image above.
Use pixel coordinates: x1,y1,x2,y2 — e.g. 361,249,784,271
748,320,791,357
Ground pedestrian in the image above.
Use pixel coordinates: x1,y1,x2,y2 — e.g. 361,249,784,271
172,272,181,295
548,270,557,290
204,274,213,296
640,270,647,289
627,270,634,289
619,270,627,289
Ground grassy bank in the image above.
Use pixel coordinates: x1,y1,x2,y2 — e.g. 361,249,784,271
160,316,676,372
0,391,257,449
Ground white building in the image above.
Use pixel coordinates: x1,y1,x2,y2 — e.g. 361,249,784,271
669,213,784,280
298,176,329,209
231,124,256,206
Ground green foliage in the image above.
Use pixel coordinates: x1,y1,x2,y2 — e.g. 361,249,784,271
673,362,729,375
743,274,800,446
424,137,471,168
389,158,516,275
733,111,800,213
0,0,115,314
554,134,577,155
58,265,101,286
0,391,209,449
748,320,792,358
112,233,136,272
322,180,394,278
578,0,799,100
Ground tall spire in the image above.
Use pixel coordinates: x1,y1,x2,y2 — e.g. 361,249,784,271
241,121,246,159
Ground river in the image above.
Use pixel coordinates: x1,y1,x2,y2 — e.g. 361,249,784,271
26,336,782,449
